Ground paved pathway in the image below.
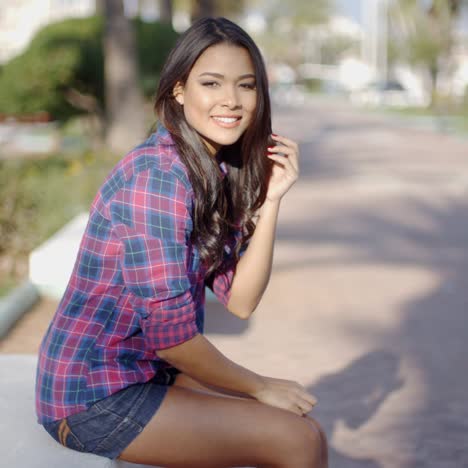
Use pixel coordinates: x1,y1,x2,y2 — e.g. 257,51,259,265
2,98,468,467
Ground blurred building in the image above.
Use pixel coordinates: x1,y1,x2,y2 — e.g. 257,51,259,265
298,0,468,105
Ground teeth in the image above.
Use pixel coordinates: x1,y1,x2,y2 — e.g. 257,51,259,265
213,117,239,123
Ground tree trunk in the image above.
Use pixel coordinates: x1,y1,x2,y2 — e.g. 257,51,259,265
429,63,439,109
191,0,215,22
103,0,146,154
159,0,173,23
95,0,104,14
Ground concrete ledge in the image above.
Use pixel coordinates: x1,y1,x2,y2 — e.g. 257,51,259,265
29,213,89,300
0,355,153,467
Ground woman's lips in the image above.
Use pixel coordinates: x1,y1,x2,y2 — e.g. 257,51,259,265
211,116,242,128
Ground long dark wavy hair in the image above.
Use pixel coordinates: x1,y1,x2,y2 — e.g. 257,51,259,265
154,17,272,278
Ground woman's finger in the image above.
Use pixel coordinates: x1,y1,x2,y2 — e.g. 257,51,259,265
300,391,318,407
271,134,299,153
268,145,299,172
288,403,304,416
296,395,317,413
267,154,298,176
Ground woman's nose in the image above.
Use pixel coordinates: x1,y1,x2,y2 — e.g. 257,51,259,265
221,87,240,108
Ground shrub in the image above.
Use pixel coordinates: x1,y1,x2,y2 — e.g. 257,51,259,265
0,17,178,120
0,17,104,121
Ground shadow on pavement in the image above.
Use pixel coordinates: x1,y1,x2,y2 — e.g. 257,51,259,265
283,196,468,465
204,301,249,335
386,271,468,467
275,197,468,272
309,350,403,468
273,102,468,465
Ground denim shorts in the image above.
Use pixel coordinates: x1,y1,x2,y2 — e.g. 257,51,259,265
42,367,180,459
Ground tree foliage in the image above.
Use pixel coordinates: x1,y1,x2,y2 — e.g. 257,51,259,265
0,16,178,121
256,0,331,67
390,0,466,103
0,17,103,120
263,0,330,27
189,0,245,21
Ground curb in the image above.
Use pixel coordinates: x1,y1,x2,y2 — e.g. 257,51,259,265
0,280,40,339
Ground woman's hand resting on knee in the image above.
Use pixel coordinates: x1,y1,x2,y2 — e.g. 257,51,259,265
252,376,318,416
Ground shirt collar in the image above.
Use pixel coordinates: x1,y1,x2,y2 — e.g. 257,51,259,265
154,123,176,147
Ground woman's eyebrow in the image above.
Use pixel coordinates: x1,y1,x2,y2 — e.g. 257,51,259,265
198,72,256,80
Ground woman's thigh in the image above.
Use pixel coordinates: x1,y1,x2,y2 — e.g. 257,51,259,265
118,384,323,468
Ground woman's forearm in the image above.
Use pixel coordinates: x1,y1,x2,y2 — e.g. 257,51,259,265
226,199,280,318
157,333,264,397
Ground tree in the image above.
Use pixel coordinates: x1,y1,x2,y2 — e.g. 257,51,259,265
103,0,146,154
160,0,174,23
190,0,245,22
390,0,466,106
191,0,215,21
0,17,178,123
256,0,331,69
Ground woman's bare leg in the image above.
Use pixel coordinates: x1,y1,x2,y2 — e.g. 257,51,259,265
305,416,328,468
118,383,325,467
173,373,328,467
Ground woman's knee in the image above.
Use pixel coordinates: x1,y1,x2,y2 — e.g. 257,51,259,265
305,416,327,447
305,416,328,467
267,414,323,467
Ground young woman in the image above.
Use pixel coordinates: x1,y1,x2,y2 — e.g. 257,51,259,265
36,17,328,467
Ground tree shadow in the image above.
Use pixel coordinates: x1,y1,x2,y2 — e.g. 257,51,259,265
279,197,468,466
309,350,403,468
383,268,468,467
272,101,468,465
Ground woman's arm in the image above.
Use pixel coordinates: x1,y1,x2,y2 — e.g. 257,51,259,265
226,133,300,319
158,333,264,396
158,333,317,415
226,199,280,319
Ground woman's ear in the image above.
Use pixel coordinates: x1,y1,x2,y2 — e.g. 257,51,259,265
173,82,185,105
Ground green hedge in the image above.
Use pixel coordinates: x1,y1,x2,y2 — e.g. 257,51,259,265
0,16,178,120
0,150,119,264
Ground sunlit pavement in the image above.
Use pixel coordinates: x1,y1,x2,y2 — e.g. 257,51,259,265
207,99,468,468
3,97,468,467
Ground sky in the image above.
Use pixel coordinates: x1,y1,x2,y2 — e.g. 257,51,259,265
335,0,468,33
335,0,362,24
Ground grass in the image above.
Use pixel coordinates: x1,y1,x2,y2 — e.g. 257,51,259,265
365,102,468,137
0,146,120,285
0,279,17,298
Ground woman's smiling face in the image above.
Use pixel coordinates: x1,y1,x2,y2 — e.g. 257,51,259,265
173,43,257,155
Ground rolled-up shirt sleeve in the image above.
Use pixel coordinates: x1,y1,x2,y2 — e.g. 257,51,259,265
110,166,198,351
207,231,249,307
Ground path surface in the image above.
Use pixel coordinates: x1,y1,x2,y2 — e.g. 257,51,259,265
2,98,468,467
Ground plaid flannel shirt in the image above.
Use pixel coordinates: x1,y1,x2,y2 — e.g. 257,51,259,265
35,125,246,424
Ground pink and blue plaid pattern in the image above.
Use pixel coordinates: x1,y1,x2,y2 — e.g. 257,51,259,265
35,126,245,423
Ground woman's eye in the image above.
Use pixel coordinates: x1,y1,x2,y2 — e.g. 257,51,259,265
240,83,256,90
202,81,219,87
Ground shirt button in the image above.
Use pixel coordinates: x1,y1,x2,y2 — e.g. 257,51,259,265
123,417,129,423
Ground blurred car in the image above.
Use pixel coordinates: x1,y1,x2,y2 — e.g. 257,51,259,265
350,80,428,108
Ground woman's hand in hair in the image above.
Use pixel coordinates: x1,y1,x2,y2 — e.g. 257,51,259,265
252,375,317,417
265,134,300,202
